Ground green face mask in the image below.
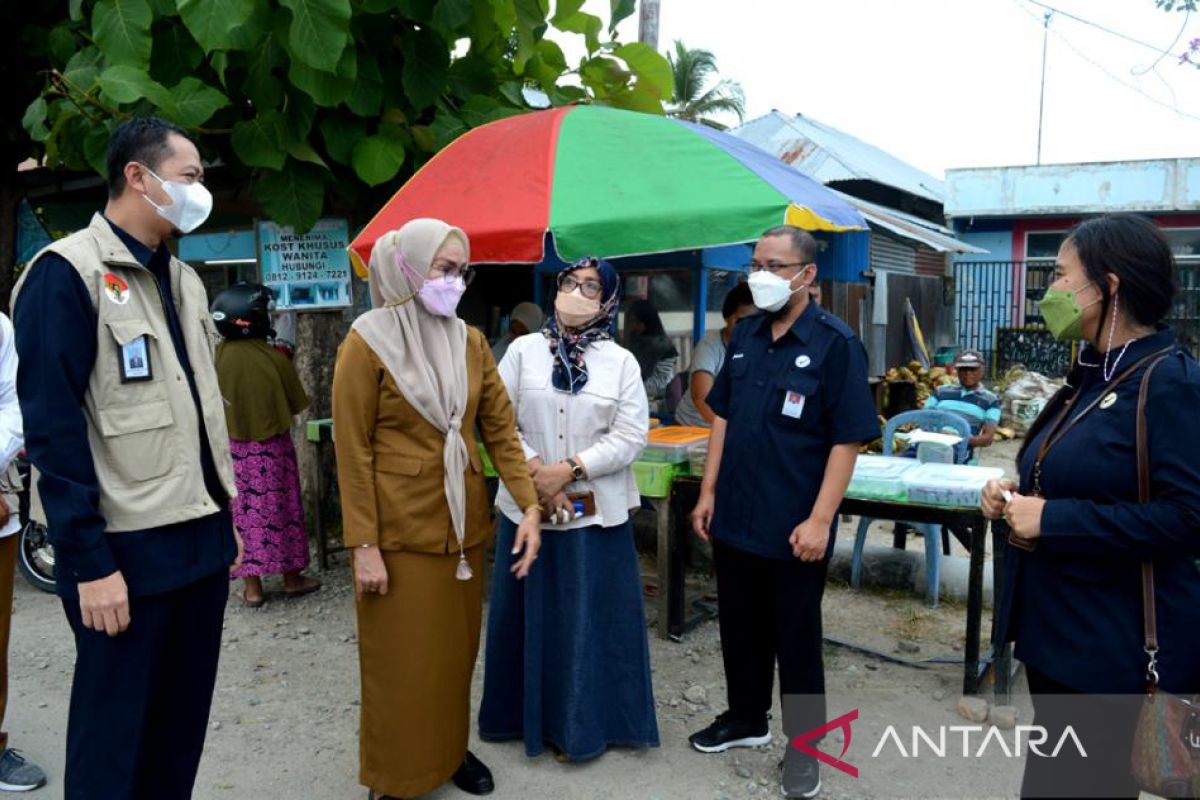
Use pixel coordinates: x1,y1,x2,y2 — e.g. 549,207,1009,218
1039,284,1100,340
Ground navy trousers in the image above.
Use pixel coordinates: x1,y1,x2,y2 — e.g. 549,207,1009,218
61,570,228,800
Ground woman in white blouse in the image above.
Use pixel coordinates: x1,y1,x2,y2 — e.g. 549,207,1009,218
479,257,659,763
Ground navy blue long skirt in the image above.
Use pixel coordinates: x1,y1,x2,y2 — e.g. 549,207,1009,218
479,516,660,762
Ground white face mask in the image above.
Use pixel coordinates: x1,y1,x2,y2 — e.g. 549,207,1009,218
140,165,213,234
748,270,805,313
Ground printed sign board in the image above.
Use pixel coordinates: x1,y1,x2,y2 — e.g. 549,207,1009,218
258,218,352,310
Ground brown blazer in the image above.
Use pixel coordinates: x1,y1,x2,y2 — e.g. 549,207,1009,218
332,327,538,554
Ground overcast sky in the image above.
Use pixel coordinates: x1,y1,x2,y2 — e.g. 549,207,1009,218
576,0,1200,178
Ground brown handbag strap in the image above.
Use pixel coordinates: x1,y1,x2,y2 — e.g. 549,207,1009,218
1135,350,1174,683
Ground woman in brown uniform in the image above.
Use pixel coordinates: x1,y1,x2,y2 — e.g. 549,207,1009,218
333,218,541,800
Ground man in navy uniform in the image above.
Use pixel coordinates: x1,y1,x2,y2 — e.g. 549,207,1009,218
12,117,241,799
689,226,878,799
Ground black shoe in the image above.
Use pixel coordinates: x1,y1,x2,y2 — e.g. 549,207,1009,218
781,750,821,799
689,711,771,753
452,750,495,795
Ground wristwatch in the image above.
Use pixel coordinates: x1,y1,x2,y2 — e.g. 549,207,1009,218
566,457,585,481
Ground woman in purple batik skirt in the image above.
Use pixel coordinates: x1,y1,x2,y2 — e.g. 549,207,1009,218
212,282,320,607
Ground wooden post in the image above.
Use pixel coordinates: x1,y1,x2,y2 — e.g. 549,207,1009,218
638,0,661,49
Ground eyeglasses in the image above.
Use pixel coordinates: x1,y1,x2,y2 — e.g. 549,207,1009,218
746,261,814,274
429,261,475,285
558,274,603,300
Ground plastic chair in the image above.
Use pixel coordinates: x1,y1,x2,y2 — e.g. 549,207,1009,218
849,410,972,607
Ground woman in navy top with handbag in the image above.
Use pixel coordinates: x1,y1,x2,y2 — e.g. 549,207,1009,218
982,214,1200,799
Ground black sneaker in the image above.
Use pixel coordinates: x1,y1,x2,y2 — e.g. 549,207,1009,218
781,749,821,798
689,711,771,753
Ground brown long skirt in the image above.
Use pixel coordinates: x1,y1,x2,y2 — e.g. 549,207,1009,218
355,544,485,798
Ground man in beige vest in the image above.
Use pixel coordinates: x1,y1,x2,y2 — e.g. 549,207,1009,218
12,117,242,799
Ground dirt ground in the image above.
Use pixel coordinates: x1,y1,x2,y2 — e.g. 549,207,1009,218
3,440,1063,800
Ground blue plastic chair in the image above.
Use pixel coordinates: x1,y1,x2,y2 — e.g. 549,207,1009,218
849,410,972,607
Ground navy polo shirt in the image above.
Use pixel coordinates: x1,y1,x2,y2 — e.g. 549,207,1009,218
706,302,879,561
13,217,235,597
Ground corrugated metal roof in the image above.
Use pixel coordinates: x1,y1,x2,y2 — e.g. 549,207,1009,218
835,189,988,254
732,111,946,203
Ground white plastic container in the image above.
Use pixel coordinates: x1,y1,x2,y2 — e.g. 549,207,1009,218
902,463,1005,508
846,455,921,502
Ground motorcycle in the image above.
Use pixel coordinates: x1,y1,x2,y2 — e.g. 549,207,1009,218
14,457,54,593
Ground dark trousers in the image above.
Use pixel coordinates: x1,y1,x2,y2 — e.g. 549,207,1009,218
713,538,828,739
61,571,228,800
1022,667,1143,800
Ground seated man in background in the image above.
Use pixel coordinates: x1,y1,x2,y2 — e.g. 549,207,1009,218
491,301,544,362
923,348,1001,457
673,282,756,428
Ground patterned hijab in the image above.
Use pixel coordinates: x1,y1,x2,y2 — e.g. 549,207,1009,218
543,257,620,394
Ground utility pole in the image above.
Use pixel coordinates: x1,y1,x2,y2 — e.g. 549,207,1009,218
639,0,661,49
1036,11,1052,165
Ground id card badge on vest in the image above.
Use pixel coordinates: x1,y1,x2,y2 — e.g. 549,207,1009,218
119,336,152,382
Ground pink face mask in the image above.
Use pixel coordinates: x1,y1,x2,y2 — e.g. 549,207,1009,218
397,253,467,318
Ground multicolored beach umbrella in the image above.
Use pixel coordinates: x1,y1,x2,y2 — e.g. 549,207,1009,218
349,105,867,275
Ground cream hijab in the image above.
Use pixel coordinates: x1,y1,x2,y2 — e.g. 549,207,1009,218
351,219,473,579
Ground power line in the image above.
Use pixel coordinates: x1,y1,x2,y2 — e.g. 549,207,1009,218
1020,0,1167,54
1010,0,1200,123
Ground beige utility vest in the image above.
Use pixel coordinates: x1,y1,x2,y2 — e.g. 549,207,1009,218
12,213,237,531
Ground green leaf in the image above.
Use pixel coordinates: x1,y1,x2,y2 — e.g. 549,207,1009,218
287,141,328,168
226,0,272,49
513,0,549,72
83,124,113,176
210,52,229,88
609,0,636,34
178,0,254,51
147,0,177,17
289,56,354,107
97,65,171,106
410,125,436,153
319,116,365,165
401,26,450,111
459,95,524,128
614,42,672,99
93,0,153,68
243,24,286,108
498,81,527,107
429,110,467,149
551,2,601,54
351,133,407,187
22,98,50,143
447,53,497,103
165,78,230,127
70,0,86,22
64,48,105,92
347,50,383,116
579,55,627,98
256,163,326,233
281,93,317,147
432,0,472,32
232,112,287,169
279,0,352,73
48,25,79,68
608,85,663,114
150,23,204,87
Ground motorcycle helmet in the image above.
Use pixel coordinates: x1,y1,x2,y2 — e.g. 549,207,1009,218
211,282,275,339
